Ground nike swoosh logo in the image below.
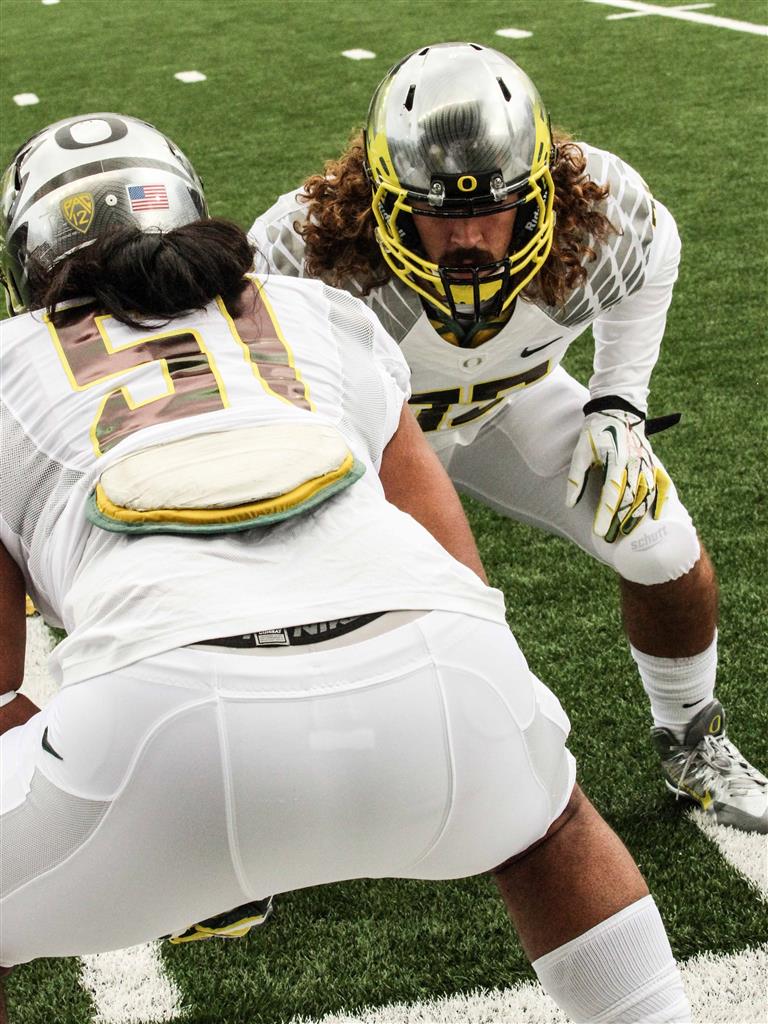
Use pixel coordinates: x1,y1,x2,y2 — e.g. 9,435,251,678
682,698,705,709
604,425,620,455
520,336,562,358
42,726,64,760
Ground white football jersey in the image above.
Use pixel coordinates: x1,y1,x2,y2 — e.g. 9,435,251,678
250,143,681,451
1,276,505,684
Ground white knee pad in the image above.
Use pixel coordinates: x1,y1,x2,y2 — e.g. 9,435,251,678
597,486,700,586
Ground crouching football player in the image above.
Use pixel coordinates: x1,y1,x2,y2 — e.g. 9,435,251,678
251,42,767,832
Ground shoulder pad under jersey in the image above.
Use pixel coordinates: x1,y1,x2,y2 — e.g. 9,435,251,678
532,143,656,328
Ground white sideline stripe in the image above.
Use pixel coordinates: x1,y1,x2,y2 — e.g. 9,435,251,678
585,0,768,34
80,945,182,1023
20,623,767,1023
607,3,712,19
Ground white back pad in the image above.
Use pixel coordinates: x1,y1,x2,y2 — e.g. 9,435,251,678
100,423,353,510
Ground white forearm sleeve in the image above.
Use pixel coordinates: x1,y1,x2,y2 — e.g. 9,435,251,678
589,200,681,413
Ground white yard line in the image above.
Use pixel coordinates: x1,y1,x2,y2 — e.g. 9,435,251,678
607,2,712,18
585,0,768,35
689,807,768,899
80,945,183,1024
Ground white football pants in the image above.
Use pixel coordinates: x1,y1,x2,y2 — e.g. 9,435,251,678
437,366,701,585
0,610,574,965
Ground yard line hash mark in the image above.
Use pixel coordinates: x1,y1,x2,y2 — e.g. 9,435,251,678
174,70,207,83
495,28,534,39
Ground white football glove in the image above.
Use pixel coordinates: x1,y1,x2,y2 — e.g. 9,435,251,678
566,405,670,542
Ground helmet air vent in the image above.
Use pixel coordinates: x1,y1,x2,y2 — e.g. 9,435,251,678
418,47,430,56
497,77,512,102
404,85,416,111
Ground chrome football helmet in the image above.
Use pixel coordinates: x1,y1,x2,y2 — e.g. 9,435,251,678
364,43,555,324
0,113,207,314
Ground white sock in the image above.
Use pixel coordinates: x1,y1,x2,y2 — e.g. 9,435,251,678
631,632,717,741
532,895,691,1023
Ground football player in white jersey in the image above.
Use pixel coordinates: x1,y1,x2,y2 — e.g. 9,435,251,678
250,42,767,833
0,114,694,1024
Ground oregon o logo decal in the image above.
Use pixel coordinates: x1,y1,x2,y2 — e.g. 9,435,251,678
457,175,477,192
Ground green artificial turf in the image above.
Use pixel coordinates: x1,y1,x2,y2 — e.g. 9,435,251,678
1,1,766,1021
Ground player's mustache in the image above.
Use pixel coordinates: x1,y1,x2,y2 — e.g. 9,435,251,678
439,247,497,269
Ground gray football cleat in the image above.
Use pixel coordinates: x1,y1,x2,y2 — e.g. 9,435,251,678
652,700,768,833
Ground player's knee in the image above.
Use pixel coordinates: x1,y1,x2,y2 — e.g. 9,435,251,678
608,515,700,585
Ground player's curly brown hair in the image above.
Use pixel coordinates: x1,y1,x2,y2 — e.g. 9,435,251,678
298,130,616,308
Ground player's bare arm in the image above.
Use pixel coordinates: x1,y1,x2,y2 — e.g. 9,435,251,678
0,543,38,736
378,402,487,583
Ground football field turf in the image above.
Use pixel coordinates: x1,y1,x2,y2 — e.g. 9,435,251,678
1,1,767,1022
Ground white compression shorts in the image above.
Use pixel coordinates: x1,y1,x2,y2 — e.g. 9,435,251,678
0,610,575,965
437,366,701,586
